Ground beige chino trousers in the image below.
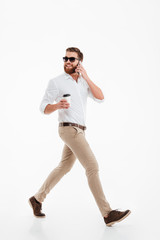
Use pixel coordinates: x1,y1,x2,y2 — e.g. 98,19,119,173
34,126,112,217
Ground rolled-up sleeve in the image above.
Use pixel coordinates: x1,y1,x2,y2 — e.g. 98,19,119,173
39,79,59,114
88,87,105,103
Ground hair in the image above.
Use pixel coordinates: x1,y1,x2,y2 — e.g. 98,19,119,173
66,47,83,62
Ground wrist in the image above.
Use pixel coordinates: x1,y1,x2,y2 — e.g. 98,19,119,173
55,103,59,110
84,75,90,82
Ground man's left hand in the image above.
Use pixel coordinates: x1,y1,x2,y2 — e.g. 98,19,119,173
75,62,88,80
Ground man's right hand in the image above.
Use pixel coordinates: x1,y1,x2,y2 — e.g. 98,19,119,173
56,99,70,109
44,99,70,114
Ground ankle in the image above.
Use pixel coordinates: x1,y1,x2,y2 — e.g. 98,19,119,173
35,197,41,204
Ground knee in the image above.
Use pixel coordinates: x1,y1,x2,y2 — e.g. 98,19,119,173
64,164,74,174
85,162,99,177
57,161,75,174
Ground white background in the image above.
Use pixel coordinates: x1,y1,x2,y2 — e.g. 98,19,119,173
0,0,160,239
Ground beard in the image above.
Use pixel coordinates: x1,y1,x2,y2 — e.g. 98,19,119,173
64,64,78,74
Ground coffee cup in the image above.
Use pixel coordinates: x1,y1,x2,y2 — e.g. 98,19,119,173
62,94,71,106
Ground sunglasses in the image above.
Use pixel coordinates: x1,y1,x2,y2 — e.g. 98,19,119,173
63,57,80,62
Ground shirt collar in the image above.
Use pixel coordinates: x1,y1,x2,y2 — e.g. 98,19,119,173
64,72,72,80
64,72,82,82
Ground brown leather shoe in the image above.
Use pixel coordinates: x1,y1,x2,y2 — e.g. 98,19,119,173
28,196,46,217
104,209,131,226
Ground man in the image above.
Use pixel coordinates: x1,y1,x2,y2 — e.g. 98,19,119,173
29,47,131,226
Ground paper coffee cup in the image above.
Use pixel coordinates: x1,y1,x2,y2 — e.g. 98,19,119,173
62,94,71,106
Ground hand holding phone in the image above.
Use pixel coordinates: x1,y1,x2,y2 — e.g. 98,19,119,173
77,61,81,75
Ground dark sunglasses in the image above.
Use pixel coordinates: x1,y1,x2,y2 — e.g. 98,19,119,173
63,57,80,62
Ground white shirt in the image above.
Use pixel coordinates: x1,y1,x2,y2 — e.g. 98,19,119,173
40,72,105,126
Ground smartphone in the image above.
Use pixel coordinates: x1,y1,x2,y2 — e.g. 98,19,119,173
77,61,81,75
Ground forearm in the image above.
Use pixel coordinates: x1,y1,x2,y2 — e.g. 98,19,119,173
44,103,58,114
85,76,104,100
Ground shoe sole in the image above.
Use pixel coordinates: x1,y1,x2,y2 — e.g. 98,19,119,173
106,210,131,226
28,199,46,218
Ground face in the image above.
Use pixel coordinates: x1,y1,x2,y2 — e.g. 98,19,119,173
64,51,80,74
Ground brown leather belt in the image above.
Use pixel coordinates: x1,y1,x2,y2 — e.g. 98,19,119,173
59,122,87,131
